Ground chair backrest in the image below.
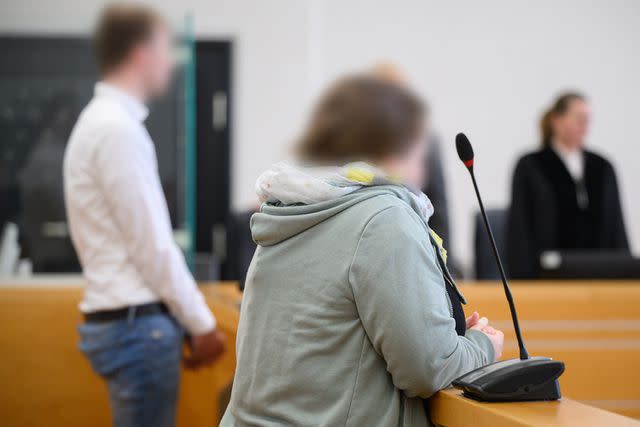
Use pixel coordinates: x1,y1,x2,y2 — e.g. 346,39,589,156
225,210,257,290
0,222,20,276
474,208,508,280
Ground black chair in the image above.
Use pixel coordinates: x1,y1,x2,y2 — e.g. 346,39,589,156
225,210,257,290
474,208,508,280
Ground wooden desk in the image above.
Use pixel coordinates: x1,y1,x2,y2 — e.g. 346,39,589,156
459,281,640,419
1,279,639,426
429,389,640,427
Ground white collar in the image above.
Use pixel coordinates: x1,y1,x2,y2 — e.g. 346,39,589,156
94,81,149,122
551,140,584,181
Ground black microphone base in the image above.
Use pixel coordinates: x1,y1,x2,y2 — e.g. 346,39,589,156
452,356,565,402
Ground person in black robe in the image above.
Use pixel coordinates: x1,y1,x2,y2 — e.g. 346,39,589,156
506,92,629,279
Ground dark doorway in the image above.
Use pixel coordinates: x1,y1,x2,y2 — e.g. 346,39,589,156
194,41,232,278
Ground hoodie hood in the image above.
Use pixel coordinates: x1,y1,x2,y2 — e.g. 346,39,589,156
251,185,428,246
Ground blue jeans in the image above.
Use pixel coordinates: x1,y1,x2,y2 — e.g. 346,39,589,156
79,313,183,427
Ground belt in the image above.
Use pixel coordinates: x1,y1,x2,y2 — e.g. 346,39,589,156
84,302,169,323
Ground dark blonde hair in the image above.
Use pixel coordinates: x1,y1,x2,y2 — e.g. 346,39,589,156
297,74,426,165
93,3,165,74
540,92,586,147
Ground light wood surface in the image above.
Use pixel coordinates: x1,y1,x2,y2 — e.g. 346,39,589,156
459,281,640,419
1,279,639,426
0,282,242,427
430,389,640,427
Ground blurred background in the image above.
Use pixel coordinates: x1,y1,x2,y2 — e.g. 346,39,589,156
2,2,640,425
1,0,639,280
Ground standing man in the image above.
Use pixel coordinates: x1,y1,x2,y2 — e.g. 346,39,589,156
64,4,224,427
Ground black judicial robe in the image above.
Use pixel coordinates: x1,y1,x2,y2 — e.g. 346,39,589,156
506,147,629,279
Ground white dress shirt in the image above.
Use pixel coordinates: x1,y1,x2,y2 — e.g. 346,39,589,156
64,82,215,335
551,141,584,181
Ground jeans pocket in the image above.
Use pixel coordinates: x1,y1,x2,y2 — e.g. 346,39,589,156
140,315,183,392
141,315,183,351
78,320,136,377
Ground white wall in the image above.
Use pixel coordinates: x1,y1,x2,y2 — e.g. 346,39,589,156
2,0,639,273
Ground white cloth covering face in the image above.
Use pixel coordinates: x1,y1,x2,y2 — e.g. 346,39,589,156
256,161,435,222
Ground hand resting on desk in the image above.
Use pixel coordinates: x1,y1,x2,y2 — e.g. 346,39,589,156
467,311,504,360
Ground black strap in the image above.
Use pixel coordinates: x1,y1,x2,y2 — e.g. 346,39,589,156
428,232,467,336
446,283,466,336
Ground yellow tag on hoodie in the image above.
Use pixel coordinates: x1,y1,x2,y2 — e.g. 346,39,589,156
429,229,447,264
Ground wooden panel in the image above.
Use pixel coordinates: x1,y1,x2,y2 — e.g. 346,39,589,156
1,280,639,424
429,389,640,427
0,283,241,427
459,281,640,419
177,284,241,427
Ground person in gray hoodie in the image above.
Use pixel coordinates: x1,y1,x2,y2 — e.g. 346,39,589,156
221,74,503,427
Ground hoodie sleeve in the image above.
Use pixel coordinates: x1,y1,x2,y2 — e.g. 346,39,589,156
348,205,494,399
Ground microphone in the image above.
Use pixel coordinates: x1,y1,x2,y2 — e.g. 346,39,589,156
451,132,565,402
455,132,528,360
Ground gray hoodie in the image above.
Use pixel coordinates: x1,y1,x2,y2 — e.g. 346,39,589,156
221,185,494,427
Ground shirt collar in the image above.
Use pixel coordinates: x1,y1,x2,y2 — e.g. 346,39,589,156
551,140,584,180
94,82,149,122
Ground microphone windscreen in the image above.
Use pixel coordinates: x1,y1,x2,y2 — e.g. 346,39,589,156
456,133,474,163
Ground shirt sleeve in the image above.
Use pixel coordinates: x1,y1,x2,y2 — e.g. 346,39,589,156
94,122,216,335
348,205,494,399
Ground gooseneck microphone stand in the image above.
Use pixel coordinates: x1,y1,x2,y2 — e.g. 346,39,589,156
452,132,564,402
467,165,528,360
